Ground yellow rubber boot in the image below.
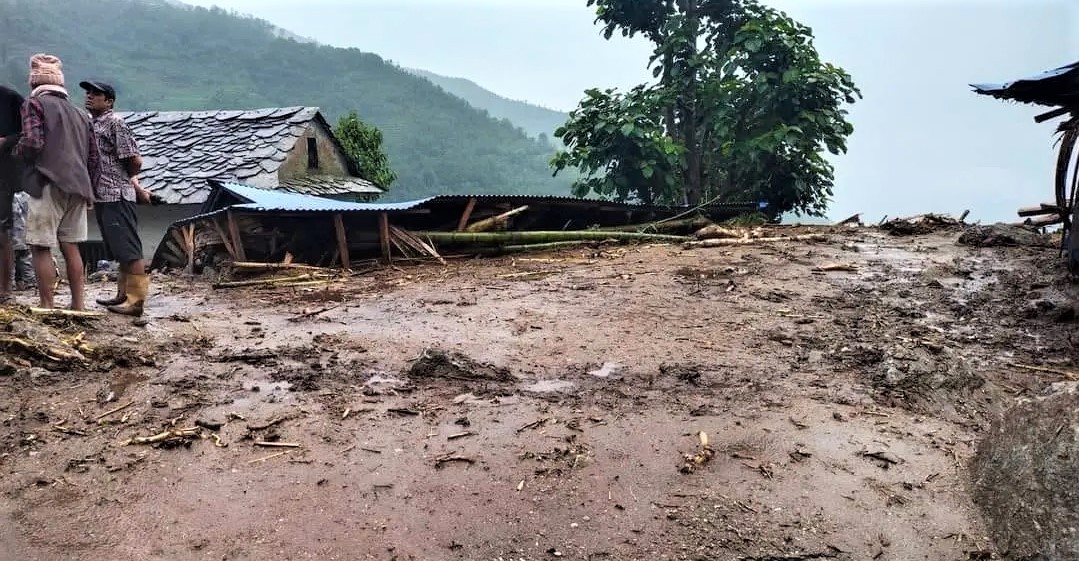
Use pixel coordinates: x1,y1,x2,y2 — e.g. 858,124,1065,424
96,271,127,306
107,273,148,317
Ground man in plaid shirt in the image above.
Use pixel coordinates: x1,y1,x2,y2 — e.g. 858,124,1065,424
81,80,151,317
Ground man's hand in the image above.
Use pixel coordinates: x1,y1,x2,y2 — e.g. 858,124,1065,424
132,177,152,204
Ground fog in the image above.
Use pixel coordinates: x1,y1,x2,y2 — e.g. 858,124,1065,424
183,0,1077,222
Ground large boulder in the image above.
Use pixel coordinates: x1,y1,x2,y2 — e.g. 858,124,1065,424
971,383,1079,560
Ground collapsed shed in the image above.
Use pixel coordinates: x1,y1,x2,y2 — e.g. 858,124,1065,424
152,181,760,272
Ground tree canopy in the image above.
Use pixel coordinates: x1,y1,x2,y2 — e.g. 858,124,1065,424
552,0,861,217
335,112,397,190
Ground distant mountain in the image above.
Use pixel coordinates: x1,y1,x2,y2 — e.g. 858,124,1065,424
406,68,567,145
0,0,571,201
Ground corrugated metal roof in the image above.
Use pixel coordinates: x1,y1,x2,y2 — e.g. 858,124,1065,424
971,60,1079,107
221,182,414,212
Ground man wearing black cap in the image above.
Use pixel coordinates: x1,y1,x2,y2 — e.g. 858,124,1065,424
81,80,151,316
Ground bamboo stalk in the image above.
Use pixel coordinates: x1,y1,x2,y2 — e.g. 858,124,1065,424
415,230,689,245
29,308,105,318
599,215,712,234
212,274,316,289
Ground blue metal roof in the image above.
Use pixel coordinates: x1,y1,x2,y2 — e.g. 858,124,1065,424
220,182,432,212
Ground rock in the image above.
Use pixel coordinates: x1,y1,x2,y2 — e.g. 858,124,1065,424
971,387,1079,560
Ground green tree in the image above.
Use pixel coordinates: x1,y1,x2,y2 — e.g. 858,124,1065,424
553,0,860,217
335,111,398,190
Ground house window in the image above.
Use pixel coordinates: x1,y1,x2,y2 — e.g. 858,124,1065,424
307,137,319,170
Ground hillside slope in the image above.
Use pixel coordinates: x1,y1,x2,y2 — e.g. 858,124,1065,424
0,0,571,200
406,67,568,144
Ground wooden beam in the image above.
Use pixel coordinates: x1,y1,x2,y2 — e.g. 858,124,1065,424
333,213,350,272
379,212,392,263
226,210,247,262
456,197,478,231
209,218,237,260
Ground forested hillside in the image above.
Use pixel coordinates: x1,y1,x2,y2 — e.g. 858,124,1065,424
0,0,572,200
406,68,568,145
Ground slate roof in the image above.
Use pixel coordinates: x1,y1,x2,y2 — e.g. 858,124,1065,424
117,106,383,204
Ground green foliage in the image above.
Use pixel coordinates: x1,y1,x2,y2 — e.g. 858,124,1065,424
335,112,397,190
0,0,570,201
557,0,860,216
551,86,682,204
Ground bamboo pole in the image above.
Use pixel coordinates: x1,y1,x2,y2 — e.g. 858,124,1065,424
414,230,689,245
231,262,333,273
184,224,196,274
210,218,237,260
598,215,712,234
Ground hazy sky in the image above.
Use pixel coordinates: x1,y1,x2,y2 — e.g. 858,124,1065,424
179,0,1077,222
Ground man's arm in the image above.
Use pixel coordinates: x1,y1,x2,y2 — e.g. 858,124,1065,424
114,119,149,202
86,120,101,196
13,98,44,161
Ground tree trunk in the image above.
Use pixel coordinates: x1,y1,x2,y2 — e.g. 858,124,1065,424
679,0,702,206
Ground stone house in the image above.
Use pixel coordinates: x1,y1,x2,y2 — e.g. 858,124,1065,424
85,106,383,261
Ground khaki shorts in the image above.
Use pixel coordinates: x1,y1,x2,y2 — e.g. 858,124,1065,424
26,184,88,247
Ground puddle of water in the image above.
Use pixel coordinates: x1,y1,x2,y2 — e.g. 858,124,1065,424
588,362,624,379
522,380,576,393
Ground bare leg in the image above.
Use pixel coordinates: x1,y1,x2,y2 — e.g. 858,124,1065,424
0,231,12,299
59,242,85,311
31,246,55,308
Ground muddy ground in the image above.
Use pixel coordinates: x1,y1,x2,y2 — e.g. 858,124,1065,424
1,226,1076,561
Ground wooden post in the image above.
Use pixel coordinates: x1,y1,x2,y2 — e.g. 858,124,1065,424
456,197,477,231
333,213,350,272
226,210,247,262
379,212,391,263
183,224,196,274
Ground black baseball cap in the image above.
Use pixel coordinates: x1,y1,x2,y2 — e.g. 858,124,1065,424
79,80,115,100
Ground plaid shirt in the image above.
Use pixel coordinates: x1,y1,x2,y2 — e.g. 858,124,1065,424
92,110,140,203
15,91,101,193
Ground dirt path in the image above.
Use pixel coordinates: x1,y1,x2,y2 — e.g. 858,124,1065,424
1,227,1074,560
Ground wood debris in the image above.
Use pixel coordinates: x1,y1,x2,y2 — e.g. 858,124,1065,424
122,427,201,447
680,431,715,474
434,454,475,468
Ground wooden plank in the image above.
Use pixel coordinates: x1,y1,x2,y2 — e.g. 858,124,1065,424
456,197,478,231
379,212,392,263
333,213,351,271
227,210,247,262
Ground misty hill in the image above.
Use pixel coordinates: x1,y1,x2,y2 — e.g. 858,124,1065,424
0,0,571,201
406,68,567,144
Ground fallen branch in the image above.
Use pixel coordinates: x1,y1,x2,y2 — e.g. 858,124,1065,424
247,451,291,464
212,274,317,289
1009,362,1079,381
29,308,105,319
813,263,858,272
122,427,200,446
434,454,476,468
286,305,341,323
0,335,87,363
95,401,135,423
684,234,828,248
230,262,333,273
254,441,301,448
416,230,689,245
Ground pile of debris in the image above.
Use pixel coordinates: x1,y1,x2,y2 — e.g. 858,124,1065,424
879,213,968,236
0,307,97,374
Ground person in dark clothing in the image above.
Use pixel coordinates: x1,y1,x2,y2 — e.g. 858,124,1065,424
11,54,100,310
81,80,150,316
0,84,24,303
